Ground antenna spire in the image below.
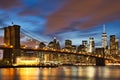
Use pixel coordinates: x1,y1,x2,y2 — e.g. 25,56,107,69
103,24,105,33
12,21,14,25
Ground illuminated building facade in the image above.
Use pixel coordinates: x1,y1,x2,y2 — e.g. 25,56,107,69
16,57,40,65
47,37,61,61
89,37,95,53
77,45,85,53
102,25,107,48
110,35,119,56
63,39,72,52
110,35,116,55
65,39,72,48
71,45,77,52
82,40,88,52
39,42,46,62
48,37,60,50
115,39,119,55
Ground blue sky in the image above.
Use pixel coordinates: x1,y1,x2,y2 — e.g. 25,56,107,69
0,0,120,47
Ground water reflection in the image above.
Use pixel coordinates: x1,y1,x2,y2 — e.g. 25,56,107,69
0,66,120,80
18,68,39,80
0,68,14,80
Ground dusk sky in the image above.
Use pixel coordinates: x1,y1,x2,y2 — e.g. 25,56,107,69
0,0,120,47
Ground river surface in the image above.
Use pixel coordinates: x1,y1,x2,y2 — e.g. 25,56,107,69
0,66,120,80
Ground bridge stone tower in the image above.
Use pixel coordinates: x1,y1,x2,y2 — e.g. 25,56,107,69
95,48,105,66
3,25,20,64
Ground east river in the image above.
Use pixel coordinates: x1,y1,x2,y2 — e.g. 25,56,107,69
0,66,120,80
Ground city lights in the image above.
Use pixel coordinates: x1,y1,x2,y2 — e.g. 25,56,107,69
16,57,40,66
0,23,119,67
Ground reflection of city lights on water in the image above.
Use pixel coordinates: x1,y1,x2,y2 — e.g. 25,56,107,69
86,67,95,78
63,67,71,76
71,67,78,76
102,67,120,78
78,67,95,78
102,67,110,78
1,68,14,80
18,68,39,80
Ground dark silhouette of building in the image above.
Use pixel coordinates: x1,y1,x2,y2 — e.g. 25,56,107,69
77,45,86,53
48,41,54,48
39,42,46,49
56,41,60,50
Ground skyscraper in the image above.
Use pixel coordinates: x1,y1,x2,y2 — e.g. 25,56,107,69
82,40,88,52
65,39,72,48
102,24,107,48
53,36,57,44
48,36,60,49
89,37,95,53
110,35,119,56
110,35,116,55
115,38,119,55
77,45,85,52
71,45,77,52
39,42,46,48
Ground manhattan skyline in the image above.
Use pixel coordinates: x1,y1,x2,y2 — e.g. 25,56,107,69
0,0,120,46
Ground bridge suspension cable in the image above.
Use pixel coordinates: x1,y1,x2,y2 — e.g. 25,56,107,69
20,28,41,42
0,27,4,30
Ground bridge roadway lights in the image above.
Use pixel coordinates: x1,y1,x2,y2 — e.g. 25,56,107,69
96,58,105,66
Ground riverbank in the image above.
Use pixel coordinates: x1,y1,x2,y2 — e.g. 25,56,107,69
0,65,58,68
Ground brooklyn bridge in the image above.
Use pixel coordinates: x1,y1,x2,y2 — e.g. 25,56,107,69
0,24,119,66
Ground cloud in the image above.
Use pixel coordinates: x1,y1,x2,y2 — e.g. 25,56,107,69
46,0,120,34
19,0,66,17
0,12,12,27
19,7,41,16
0,0,22,9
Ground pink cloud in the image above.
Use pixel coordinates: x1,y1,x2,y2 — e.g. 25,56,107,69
0,0,22,9
46,0,120,33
